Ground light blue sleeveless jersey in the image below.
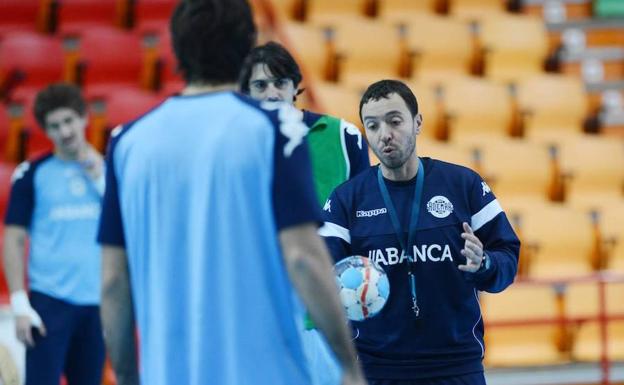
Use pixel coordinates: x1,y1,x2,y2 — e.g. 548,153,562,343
98,92,327,385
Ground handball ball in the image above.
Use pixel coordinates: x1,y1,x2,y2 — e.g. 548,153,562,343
334,256,390,321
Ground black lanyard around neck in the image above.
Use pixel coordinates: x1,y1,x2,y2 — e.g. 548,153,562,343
376,158,424,318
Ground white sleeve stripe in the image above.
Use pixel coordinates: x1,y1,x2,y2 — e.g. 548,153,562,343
471,199,503,232
318,222,351,244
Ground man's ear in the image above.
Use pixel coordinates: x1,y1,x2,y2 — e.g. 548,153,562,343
414,113,423,135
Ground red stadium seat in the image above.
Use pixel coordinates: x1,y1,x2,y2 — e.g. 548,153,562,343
57,0,125,34
84,85,163,151
0,32,64,96
134,0,177,32
68,27,143,89
137,26,183,91
86,86,163,127
0,0,43,35
7,87,54,160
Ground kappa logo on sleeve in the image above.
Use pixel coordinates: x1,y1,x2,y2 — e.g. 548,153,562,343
341,120,364,149
110,124,123,138
262,102,308,157
11,161,30,183
323,199,331,212
481,181,492,196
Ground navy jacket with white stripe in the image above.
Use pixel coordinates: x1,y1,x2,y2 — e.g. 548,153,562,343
321,157,520,380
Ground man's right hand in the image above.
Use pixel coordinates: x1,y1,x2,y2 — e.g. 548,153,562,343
15,314,46,347
11,291,46,347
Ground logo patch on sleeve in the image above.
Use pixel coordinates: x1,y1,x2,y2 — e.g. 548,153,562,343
481,181,492,196
426,196,454,218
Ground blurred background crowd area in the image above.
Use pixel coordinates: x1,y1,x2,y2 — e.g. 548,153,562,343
0,0,623,383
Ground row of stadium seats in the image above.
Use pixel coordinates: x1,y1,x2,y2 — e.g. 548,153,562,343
415,135,624,206
305,74,590,142
0,0,171,35
482,281,624,366
0,27,181,100
0,0,599,36
278,12,550,85
270,0,593,22
0,0,273,37
0,12,550,99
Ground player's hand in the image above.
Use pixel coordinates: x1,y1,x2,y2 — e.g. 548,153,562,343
458,222,484,273
79,145,104,181
15,314,46,348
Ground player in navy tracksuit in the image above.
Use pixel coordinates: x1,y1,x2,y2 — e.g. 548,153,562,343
320,80,520,385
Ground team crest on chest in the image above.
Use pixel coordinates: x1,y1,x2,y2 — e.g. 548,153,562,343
426,195,453,218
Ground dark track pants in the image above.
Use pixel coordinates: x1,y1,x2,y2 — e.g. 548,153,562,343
26,291,105,385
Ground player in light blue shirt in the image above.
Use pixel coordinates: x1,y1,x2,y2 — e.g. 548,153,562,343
3,83,105,385
97,1,365,385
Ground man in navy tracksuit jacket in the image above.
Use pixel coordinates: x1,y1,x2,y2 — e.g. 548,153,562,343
320,80,520,385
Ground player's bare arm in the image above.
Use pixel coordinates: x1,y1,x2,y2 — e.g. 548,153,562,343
101,245,139,385
3,225,46,347
279,223,366,385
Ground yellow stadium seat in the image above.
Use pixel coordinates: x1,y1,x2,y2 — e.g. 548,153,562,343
558,135,624,205
568,282,624,362
312,82,363,127
516,74,588,140
482,285,567,366
607,282,624,314
306,0,370,23
468,137,555,203
566,282,600,320
572,321,624,361
449,0,507,21
418,138,475,169
564,197,624,271
479,14,549,82
504,201,595,278
398,14,473,81
440,77,513,142
611,243,624,273
281,21,331,81
378,0,438,19
269,0,304,21
406,81,441,141
319,16,404,88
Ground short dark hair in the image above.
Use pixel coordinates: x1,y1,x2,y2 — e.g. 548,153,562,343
238,41,303,94
33,83,86,129
170,0,257,85
359,80,419,123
